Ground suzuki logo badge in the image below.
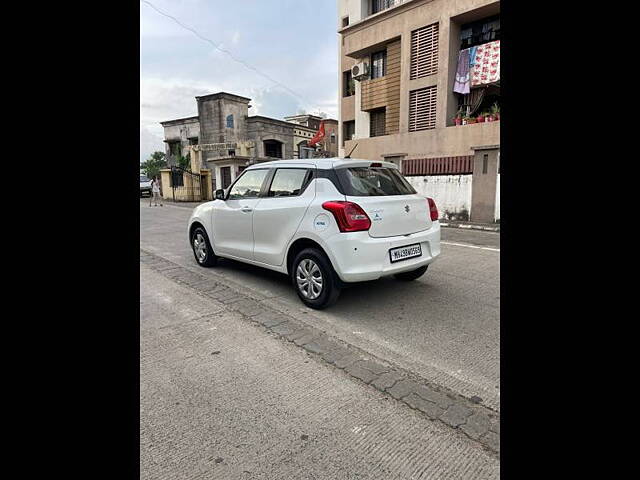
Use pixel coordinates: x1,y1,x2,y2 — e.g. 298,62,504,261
404,205,410,213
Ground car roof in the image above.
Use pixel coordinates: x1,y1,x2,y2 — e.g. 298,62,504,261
246,157,398,170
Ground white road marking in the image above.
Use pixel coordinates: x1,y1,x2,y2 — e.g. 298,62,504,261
441,241,500,252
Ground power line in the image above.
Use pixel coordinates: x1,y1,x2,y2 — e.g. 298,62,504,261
141,0,314,111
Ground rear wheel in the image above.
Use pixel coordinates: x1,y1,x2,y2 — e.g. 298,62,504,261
394,265,428,281
191,227,217,267
292,248,341,309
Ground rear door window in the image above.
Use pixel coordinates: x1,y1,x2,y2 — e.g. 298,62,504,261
336,167,416,196
267,168,313,197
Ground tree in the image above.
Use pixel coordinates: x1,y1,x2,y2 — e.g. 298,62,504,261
141,151,167,179
177,152,191,170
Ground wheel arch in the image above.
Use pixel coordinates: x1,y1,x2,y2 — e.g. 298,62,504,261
189,221,205,240
286,237,342,284
188,216,214,247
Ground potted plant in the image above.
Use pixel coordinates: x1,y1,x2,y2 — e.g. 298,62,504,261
454,108,463,126
476,112,486,123
464,115,476,125
491,103,500,120
486,110,494,122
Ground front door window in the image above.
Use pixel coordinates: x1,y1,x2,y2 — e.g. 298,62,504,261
228,169,269,200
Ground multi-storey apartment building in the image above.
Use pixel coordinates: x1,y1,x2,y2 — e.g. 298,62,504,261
338,0,500,222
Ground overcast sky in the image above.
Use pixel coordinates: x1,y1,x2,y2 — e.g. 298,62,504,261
140,0,339,161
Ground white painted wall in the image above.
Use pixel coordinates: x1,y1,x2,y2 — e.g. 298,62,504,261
354,80,370,140
494,173,500,222
406,175,472,220
338,0,368,25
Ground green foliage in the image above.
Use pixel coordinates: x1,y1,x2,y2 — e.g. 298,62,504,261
177,152,191,170
141,151,167,179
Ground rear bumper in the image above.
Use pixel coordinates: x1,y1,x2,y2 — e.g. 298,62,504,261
327,222,441,283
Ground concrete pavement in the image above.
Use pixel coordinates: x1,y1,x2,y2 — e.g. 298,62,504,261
141,264,499,479
140,199,500,411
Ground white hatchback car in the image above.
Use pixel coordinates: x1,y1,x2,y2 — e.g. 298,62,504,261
188,158,440,309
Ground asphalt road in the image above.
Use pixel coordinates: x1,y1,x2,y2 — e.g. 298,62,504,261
141,264,499,479
140,200,500,410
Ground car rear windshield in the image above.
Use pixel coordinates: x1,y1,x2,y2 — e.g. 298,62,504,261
140,176,149,182
335,167,416,196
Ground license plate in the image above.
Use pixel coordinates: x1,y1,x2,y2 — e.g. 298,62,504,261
389,243,422,263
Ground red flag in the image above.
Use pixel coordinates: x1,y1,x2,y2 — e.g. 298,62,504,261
308,120,325,147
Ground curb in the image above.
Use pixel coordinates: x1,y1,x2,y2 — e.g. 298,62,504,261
440,222,500,232
141,199,202,209
140,249,500,455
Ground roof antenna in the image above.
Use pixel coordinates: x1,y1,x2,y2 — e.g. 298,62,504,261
344,142,358,159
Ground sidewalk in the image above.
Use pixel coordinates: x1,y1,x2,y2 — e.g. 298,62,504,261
142,197,204,209
440,220,500,232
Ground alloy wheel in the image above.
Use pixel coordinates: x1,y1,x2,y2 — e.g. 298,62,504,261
193,233,207,263
296,259,323,300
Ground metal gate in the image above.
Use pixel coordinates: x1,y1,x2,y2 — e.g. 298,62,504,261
170,165,203,202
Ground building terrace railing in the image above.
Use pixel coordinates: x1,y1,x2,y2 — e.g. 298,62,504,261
369,0,410,18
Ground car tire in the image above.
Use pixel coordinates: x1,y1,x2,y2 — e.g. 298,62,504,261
394,265,428,281
292,248,341,310
191,226,217,267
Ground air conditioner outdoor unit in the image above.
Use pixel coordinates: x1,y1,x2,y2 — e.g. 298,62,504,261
351,62,369,81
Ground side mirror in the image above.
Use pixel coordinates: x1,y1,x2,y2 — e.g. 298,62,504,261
215,189,225,200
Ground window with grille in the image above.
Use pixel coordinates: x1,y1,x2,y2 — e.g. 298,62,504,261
410,23,438,79
169,141,181,156
371,0,395,15
343,121,355,145
370,50,386,79
370,108,386,137
343,70,355,97
460,15,500,49
264,140,283,158
409,86,437,132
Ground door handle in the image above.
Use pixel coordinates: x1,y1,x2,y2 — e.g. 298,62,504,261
241,206,253,213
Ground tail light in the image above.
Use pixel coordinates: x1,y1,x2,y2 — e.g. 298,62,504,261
427,197,439,221
322,201,371,232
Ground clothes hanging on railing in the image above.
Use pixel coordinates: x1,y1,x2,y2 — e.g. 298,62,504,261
469,46,478,67
471,40,500,86
453,48,471,94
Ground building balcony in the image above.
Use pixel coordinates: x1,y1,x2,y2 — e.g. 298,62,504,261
368,0,411,19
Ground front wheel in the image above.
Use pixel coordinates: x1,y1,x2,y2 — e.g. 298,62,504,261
394,265,428,281
292,248,341,309
191,227,217,267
